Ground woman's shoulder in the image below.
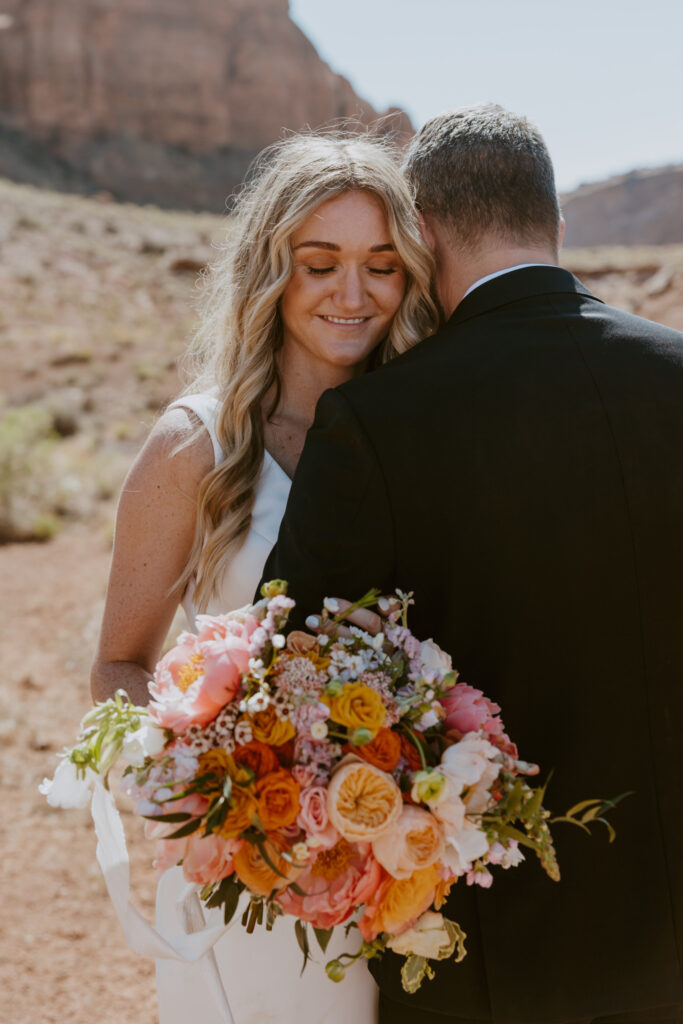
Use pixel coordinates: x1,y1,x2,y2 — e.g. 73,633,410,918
126,405,215,496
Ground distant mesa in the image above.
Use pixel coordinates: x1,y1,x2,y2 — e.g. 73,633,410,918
561,165,683,247
0,0,412,211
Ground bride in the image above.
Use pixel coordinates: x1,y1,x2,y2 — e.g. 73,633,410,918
90,132,438,1024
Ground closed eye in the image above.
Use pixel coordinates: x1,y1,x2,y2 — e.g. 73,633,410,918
306,266,335,276
369,267,397,276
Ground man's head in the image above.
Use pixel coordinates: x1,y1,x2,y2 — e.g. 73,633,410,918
403,104,563,311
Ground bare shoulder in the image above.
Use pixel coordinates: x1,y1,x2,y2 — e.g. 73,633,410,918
124,405,215,500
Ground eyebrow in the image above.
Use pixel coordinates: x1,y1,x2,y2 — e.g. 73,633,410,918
293,241,396,253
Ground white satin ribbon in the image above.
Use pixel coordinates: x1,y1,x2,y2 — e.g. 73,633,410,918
90,779,236,1023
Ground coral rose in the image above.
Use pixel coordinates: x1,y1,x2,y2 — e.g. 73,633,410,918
352,728,401,773
233,740,279,780
358,863,440,941
250,706,296,746
327,761,402,842
255,770,301,830
372,806,443,879
218,786,257,838
286,631,317,654
233,834,299,896
326,683,386,736
278,840,383,929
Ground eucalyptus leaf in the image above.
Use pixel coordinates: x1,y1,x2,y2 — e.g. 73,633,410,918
164,817,203,840
141,811,192,823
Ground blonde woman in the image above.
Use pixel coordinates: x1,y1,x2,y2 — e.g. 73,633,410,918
91,133,438,1024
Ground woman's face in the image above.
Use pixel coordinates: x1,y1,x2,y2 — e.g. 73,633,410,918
280,190,406,374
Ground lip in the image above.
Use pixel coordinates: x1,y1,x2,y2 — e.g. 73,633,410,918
318,315,371,327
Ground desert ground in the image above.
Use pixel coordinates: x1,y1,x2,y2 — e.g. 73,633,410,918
1,178,682,1024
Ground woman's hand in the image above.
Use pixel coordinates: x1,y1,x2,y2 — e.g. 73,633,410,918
90,407,214,705
304,596,399,638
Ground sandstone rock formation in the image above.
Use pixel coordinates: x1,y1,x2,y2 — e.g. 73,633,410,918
561,165,683,246
0,0,411,209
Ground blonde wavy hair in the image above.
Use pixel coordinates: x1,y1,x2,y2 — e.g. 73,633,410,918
177,131,439,610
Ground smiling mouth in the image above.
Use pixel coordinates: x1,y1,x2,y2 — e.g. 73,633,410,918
319,315,370,325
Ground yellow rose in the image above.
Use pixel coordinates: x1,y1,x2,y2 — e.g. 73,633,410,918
325,683,386,735
248,707,296,746
327,760,402,842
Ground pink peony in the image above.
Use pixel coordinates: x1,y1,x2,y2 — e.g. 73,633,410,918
182,833,240,885
277,842,382,929
372,806,443,879
297,786,340,850
148,614,258,733
440,682,518,757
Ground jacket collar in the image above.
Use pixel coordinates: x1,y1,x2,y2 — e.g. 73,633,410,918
446,265,601,329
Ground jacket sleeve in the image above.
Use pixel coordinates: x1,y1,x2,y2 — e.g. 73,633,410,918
257,387,395,627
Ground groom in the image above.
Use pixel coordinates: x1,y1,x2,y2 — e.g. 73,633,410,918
260,105,683,1023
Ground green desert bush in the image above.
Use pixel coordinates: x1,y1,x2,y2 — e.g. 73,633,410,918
0,404,61,542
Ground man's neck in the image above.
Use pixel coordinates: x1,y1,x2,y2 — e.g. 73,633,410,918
435,242,559,319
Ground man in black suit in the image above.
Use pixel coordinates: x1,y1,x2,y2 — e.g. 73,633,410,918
261,105,683,1024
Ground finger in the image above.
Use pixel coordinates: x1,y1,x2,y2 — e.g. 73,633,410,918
345,608,383,635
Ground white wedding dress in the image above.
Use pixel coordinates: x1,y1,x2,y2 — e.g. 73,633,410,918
155,393,379,1024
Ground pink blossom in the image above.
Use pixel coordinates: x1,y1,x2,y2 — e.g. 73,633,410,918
297,786,339,850
182,834,240,885
441,683,501,734
292,764,318,788
466,867,494,888
278,843,382,929
148,614,258,733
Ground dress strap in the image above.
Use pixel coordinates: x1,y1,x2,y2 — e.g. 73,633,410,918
167,393,223,467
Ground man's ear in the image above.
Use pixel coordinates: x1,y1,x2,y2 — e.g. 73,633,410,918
418,211,437,252
557,215,566,252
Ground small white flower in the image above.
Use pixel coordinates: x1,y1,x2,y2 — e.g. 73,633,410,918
310,721,328,741
372,632,385,651
248,657,265,675
121,722,167,767
39,758,95,809
234,719,253,745
246,692,270,714
239,699,248,713
318,634,330,646
272,634,286,649
420,639,452,676
416,708,440,731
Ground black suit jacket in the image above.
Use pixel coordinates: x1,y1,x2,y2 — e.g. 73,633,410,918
260,267,683,1022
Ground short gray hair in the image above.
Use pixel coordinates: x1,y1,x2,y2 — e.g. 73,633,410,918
404,104,561,251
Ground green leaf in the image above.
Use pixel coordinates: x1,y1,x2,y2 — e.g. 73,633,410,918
493,823,538,850
313,926,334,954
164,817,204,840
295,919,310,975
141,811,192,824
400,955,429,994
256,840,290,881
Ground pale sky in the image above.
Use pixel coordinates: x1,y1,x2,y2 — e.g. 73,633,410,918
289,0,683,193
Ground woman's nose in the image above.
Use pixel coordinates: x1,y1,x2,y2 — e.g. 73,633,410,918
334,266,365,310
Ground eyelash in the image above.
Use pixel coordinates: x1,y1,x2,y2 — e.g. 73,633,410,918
306,266,397,277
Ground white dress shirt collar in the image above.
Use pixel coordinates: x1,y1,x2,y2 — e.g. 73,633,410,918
462,263,554,301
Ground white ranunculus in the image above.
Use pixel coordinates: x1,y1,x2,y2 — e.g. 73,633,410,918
420,639,452,676
387,911,451,959
39,758,95,809
121,722,167,766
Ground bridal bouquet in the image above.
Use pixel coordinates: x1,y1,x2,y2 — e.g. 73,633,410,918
41,583,621,994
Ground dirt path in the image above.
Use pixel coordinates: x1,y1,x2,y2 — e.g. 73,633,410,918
1,523,159,1024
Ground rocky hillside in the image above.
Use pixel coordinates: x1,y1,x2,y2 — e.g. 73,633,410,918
0,0,410,210
562,165,683,247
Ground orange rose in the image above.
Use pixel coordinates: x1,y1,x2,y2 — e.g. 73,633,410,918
358,863,440,941
256,770,301,830
327,761,403,842
352,728,402,773
233,834,299,896
400,733,424,772
233,740,279,780
325,683,386,735
218,786,257,838
250,707,296,746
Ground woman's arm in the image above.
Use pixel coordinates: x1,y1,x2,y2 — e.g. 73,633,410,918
91,407,215,705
